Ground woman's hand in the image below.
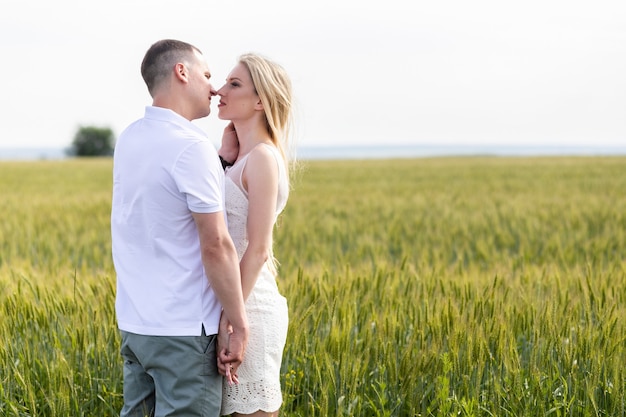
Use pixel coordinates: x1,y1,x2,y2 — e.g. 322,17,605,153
217,312,240,385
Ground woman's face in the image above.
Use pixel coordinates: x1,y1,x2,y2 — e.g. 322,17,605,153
216,63,259,121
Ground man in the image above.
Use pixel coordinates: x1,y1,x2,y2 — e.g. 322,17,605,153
111,39,248,417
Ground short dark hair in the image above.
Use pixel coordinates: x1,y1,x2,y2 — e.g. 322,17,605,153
140,39,202,96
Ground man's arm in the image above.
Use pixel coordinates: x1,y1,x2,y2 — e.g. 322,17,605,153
192,211,248,370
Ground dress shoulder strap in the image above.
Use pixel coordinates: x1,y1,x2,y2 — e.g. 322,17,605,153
226,143,285,197
225,152,251,196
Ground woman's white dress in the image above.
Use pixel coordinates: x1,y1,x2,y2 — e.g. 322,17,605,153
221,144,289,415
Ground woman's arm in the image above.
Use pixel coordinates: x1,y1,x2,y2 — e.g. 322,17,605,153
239,145,280,300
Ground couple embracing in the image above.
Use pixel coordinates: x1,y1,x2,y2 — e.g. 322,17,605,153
111,39,294,417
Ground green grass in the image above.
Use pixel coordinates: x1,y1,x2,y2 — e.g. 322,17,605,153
1,156,625,416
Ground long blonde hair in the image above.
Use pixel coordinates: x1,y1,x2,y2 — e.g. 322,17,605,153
238,53,294,182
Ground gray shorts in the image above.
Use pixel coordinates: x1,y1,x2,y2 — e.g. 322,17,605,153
119,329,220,417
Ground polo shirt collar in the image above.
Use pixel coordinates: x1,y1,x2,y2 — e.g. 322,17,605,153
144,106,207,138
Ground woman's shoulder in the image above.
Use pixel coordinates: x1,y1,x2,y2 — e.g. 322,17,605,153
246,143,286,184
248,143,281,165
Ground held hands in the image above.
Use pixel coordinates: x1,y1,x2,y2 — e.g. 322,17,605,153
217,312,246,385
218,122,239,165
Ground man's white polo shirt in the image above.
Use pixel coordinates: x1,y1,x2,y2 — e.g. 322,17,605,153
112,106,225,336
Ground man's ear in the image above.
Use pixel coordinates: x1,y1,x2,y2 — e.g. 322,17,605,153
174,63,188,82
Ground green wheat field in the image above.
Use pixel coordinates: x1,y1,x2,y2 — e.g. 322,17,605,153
1,156,626,416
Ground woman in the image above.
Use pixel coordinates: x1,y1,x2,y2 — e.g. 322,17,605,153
216,53,294,417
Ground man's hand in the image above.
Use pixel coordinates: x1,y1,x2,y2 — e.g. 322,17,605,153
218,122,239,165
217,312,240,385
217,315,246,385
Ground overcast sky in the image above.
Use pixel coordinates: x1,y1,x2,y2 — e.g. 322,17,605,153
1,0,624,150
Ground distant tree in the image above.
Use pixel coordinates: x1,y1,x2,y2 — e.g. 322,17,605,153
68,126,115,157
